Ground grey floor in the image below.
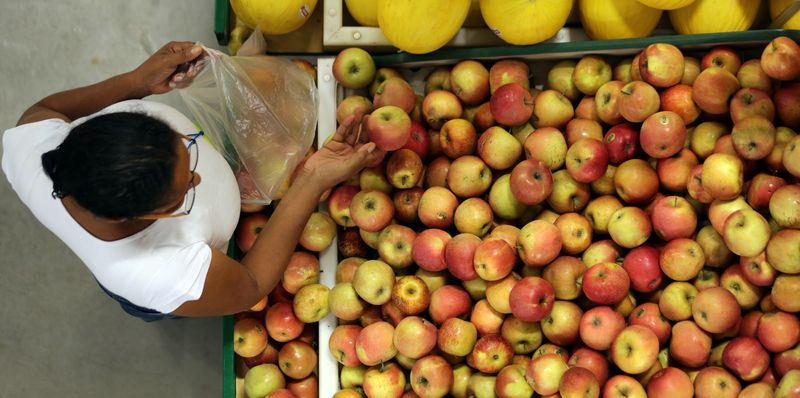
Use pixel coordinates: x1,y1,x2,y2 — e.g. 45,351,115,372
0,2,229,397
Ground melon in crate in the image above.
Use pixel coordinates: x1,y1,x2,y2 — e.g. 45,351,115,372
345,0,378,27
669,0,761,34
579,0,663,40
230,0,318,35
479,0,574,45
771,0,800,29
377,0,471,54
636,0,695,9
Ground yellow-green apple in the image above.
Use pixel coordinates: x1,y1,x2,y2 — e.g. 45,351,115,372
535,89,575,128
418,186,458,229
659,238,705,281
593,80,625,125
429,285,471,324
695,267,721,291
614,58,634,83
328,185,360,227
583,195,623,235
565,138,609,184
731,88,775,124
509,159,553,206
444,233,481,281
495,364,534,398
236,213,269,253
374,77,416,113
526,352,569,396
722,336,771,381
473,102,495,132
554,212,593,255
576,96,600,121
415,269,447,294
450,60,489,106
680,56,701,85
486,225,520,249
766,229,800,274
541,300,583,346
424,156,450,188
473,239,516,282
607,206,652,249
774,343,800,377
244,364,285,398
669,320,712,368
447,155,492,198
410,355,453,398
501,315,542,355
548,169,591,213
450,364,472,398
657,146,699,193
692,67,740,115
278,340,316,379
486,273,519,314
708,196,752,234
647,367,693,398
524,126,568,170
360,227,382,250
265,302,304,342
438,317,478,357
440,119,477,159
618,81,660,123
628,303,671,345
393,187,423,225
737,58,772,92
761,36,800,81
377,224,416,268
411,229,451,272
721,264,762,310
731,116,776,160
614,159,659,204
622,246,663,293
775,83,800,129
467,334,514,374
394,316,438,360
603,375,646,398
329,324,362,367
292,283,329,323
340,365,367,389
370,67,403,96
333,47,375,89
391,275,430,316
758,311,800,353
690,121,729,160
543,256,586,300
282,251,320,294
353,259,395,305
287,375,316,398
488,174,528,221
360,165,392,193
355,321,397,366
367,105,412,151
350,190,394,232
511,123,535,145
768,184,799,227
454,198,494,237
748,173,787,210
477,126,522,171
566,118,604,146
660,84,701,125
489,59,530,96
573,55,612,95
466,373,497,398
582,239,622,267
491,83,535,127
740,252,778,287
582,262,630,305
559,366,600,398
611,325,660,375
773,274,800,313
723,208,772,257
640,111,687,159
423,90,463,130
533,343,570,362
579,305,625,351
702,46,742,73
651,196,697,241
640,43,685,88
242,338,279,368
337,95,373,125
509,276,555,322
233,317,268,358
702,153,744,201
603,123,640,165
386,149,423,189
363,362,406,398
425,66,451,93
537,209,561,224
659,281,697,322
775,369,800,397
547,60,579,100
785,135,800,177
591,165,617,196
517,220,563,267
298,212,336,252
330,282,367,321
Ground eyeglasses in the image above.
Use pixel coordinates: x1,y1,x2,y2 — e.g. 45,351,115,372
139,131,203,220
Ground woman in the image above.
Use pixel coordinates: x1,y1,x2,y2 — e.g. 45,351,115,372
2,41,381,321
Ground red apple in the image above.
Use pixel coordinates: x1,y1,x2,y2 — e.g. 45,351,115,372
761,36,800,81
639,43,685,88
367,105,412,151
623,245,664,293
444,233,481,281
774,83,800,129
731,116,776,160
669,320,712,368
722,336,771,381
614,159,659,204
646,367,693,398
278,340,317,379
467,334,514,374
517,220,562,267
603,123,640,165
579,306,626,351
440,119,477,159
429,285,471,325
651,195,697,241
702,46,742,74
509,159,553,205
410,355,454,397
593,80,625,125
363,363,406,398
629,303,672,345
374,77,416,113
640,111,687,159
394,316,438,359
758,311,800,353
565,138,609,183
619,80,660,123
660,84,701,125
582,262,630,305
509,276,555,322
692,67,740,115
236,213,269,253
265,302,305,343
491,83,534,127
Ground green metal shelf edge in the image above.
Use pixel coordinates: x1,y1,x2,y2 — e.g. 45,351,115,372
372,29,800,67
222,240,236,398
215,0,231,45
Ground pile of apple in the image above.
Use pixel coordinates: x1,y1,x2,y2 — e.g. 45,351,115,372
321,37,800,398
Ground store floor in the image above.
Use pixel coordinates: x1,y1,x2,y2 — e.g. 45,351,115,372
0,2,227,396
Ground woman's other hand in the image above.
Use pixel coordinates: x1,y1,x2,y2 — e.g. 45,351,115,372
301,113,386,189
129,41,205,96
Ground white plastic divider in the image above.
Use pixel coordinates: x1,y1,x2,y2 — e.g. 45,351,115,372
316,56,340,398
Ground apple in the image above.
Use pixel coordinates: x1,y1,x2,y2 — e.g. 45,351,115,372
593,79,626,124
363,363,406,398
377,224,416,268
447,156,492,199
333,47,376,89
236,213,269,252
651,195,697,241
425,66,452,93
473,239,516,282
721,264,762,310
349,190,394,233
774,83,800,129
501,314,543,355
708,196,752,235
554,212,593,255
722,336,771,381
547,60,579,100
542,256,586,300
630,53,643,81
278,340,316,380
355,321,397,366
761,36,800,81
766,229,800,275
386,149,423,190
337,95,373,125
573,55,612,95
282,251,320,295
773,274,800,313
692,67,740,115
566,118,604,147
747,173,786,210
429,285,471,325
412,229,451,272
740,252,778,287
265,301,304,342
367,105,413,152
418,186,458,229
607,206,652,249
548,169,591,213
476,126,522,171
329,324,362,367
534,89,575,128
770,184,800,229
680,56,701,85
702,153,744,201
444,232,481,281
393,316,438,360
611,325,660,375
758,311,800,353
619,81,660,123
660,84,701,125
582,239,622,267
583,195,623,235
640,43,685,88
495,364,534,398
509,276,555,322
775,369,800,398
473,102,495,132
693,366,741,398
330,282,366,321
392,275,430,316
490,59,530,94
450,364,472,398
370,67,403,96
352,259,395,305
579,306,626,351
360,165,392,193
438,317,478,357
623,246,663,293
469,298,504,336
242,338,279,368
509,159,553,206
244,364,286,398
646,367,693,398
393,187,423,225
614,159,659,204
582,262,630,306
691,121,730,160
517,220,562,267
629,303,671,345
328,185,360,227
287,376,317,398
450,60,490,105
525,352,569,396
614,58,634,83
233,317,268,358
657,148,698,192
659,238,704,282
730,88,775,124
466,373,497,398
525,126,568,171
298,211,336,252
565,138,609,184
410,355,454,398
488,174,528,221
576,96,600,121
603,375,646,398
559,366,600,398
374,77,416,113
423,90,463,130
338,227,367,258
541,300,583,346
490,83,535,127
723,208,772,257
440,118,478,159
785,135,800,177
340,365,367,389
425,156,450,188
702,46,742,74
737,58,772,93
731,116,776,160
669,320,712,368
466,334,514,374
603,123,639,165
640,111,686,159
292,283,329,323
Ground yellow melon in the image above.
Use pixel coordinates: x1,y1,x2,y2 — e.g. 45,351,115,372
377,0,471,54
636,0,695,9
345,0,378,27
230,0,318,35
770,0,800,29
579,0,663,40
480,0,574,45
669,0,760,34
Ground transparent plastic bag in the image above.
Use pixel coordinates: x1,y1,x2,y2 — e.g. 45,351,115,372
178,44,318,204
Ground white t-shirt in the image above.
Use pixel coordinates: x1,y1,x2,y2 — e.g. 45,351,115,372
1,100,241,313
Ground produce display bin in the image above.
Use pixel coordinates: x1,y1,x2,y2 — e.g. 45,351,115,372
222,28,798,398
